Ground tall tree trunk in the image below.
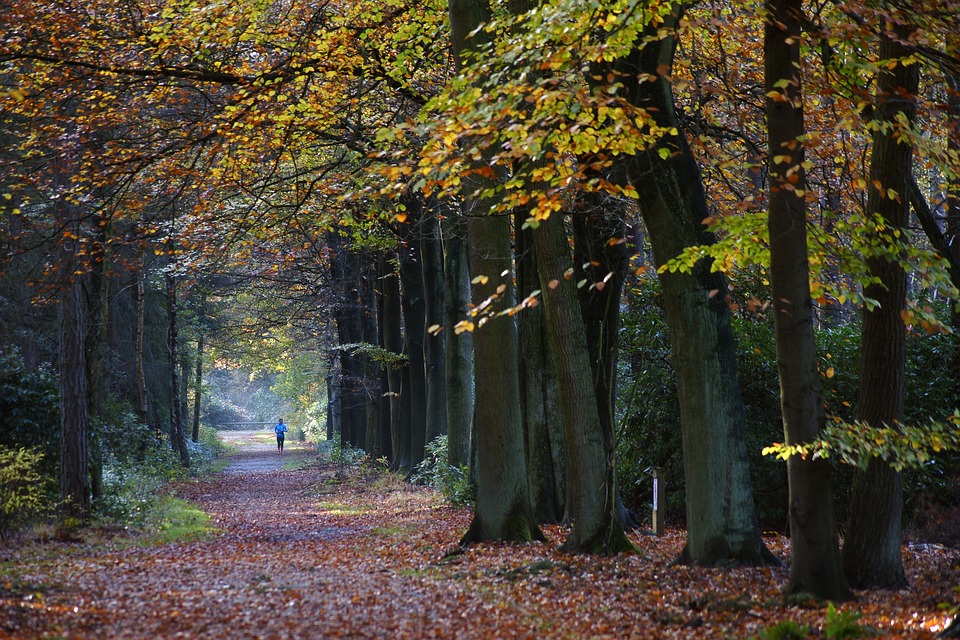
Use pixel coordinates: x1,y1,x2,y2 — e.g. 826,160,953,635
398,209,427,467
361,259,381,455
765,0,850,600
460,211,543,543
945,36,960,402
59,213,90,522
381,252,404,468
166,273,190,468
532,210,632,553
376,258,394,461
134,254,151,437
333,248,366,449
84,211,110,502
421,203,448,446
192,333,203,443
571,196,628,462
516,216,565,524
617,10,770,566
571,194,636,529
442,211,474,469
842,27,919,590
451,0,541,544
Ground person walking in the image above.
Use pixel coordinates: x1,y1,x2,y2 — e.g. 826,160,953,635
274,418,288,453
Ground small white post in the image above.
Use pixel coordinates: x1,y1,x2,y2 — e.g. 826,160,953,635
652,467,665,536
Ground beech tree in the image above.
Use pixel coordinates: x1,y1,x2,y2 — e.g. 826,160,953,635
841,24,920,590
614,4,771,566
764,0,850,600
450,0,542,544
408,0,771,561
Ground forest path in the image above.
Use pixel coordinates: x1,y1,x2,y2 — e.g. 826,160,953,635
2,436,957,639
0,434,511,639
218,428,312,474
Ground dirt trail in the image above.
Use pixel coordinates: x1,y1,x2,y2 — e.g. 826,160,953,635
2,434,956,639
0,433,499,639
218,429,311,474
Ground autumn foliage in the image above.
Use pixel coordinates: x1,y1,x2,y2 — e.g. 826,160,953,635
2,437,959,639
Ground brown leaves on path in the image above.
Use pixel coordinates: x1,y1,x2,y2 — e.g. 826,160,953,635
1,442,958,639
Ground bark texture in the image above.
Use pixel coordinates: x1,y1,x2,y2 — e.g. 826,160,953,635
166,273,190,468
616,14,770,566
765,0,850,600
516,217,565,524
442,211,474,470
460,212,542,544
532,211,632,554
421,204,448,447
842,28,918,590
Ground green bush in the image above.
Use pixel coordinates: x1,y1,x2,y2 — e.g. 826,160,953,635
754,619,810,640
327,438,368,466
0,349,60,480
94,445,179,525
824,602,876,639
615,278,960,531
615,276,684,518
412,435,475,505
0,446,49,539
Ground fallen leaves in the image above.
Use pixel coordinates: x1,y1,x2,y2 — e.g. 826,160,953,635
1,439,958,639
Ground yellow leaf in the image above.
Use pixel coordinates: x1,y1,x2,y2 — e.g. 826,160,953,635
825,367,835,378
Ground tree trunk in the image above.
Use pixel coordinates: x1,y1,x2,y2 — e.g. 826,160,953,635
59,255,90,522
571,197,628,461
571,195,636,529
842,28,918,590
532,210,632,553
765,0,850,600
460,211,543,543
398,214,427,467
617,12,770,566
450,0,541,544
83,211,110,502
442,210,474,470
166,272,190,468
192,333,203,443
516,216,564,524
334,249,367,449
421,203,448,447
361,260,381,455
381,252,404,467
945,35,960,405
134,254,150,437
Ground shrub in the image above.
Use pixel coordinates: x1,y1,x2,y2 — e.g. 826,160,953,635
615,277,960,532
412,435,475,505
0,446,49,540
754,620,810,640
0,350,60,480
327,438,368,466
824,602,875,639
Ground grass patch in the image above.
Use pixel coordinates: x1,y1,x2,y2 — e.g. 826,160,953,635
318,501,371,516
136,495,218,546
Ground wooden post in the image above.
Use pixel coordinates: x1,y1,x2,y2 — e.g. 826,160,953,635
652,467,665,535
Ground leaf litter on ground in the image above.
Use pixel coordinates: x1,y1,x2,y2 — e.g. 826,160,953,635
1,443,958,639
